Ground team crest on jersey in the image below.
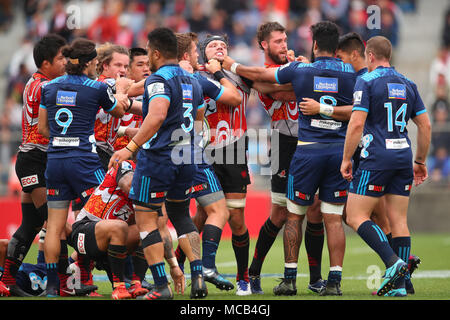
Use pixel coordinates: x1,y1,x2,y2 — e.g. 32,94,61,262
314,77,338,93
387,83,406,99
56,90,77,106
147,82,165,98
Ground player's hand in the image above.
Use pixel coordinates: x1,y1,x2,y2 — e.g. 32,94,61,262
170,265,185,295
299,98,320,115
287,50,295,62
108,148,132,170
205,58,221,73
179,60,194,73
413,162,428,186
222,56,235,71
115,76,134,94
341,159,353,182
296,55,310,63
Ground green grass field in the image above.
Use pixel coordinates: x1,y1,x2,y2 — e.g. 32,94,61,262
4,233,450,300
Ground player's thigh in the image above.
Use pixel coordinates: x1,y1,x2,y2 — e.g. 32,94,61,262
15,150,47,198
70,219,105,258
319,151,349,205
384,193,410,236
286,148,323,206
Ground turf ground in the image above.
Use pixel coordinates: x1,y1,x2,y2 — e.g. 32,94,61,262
3,233,450,301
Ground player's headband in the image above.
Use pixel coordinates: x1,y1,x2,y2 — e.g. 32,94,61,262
200,35,228,63
69,49,97,65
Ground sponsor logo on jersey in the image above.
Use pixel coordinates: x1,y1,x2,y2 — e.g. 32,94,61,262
181,83,193,100
387,83,406,99
314,77,338,93
21,174,39,187
56,90,77,106
385,138,409,149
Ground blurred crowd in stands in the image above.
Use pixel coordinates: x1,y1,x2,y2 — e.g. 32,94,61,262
0,0,427,195
427,6,450,187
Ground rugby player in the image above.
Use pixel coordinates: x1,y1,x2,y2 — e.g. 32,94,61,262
114,47,149,150
109,28,207,300
174,32,241,292
308,32,421,293
38,38,126,297
341,36,431,297
190,34,256,295
2,34,67,297
94,43,134,171
223,21,356,296
248,21,327,295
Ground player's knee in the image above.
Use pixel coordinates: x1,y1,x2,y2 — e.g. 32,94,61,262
108,220,128,239
270,204,288,227
140,229,162,249
166,200,198,236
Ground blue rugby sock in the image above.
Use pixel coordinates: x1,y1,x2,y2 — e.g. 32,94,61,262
357,220,398,268
149,262,168,287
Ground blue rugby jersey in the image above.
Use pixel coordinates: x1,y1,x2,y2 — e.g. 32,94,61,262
40,74,117,158
352,66,426,170
274,56,356,143
139,64,204,156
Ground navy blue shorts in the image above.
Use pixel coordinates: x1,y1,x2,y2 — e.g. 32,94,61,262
130,154,196,204
191,164,223,199
349,167,413,197
286,143,349,206
45,155,105,204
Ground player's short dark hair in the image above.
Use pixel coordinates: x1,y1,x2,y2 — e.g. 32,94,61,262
175,32,198,61
147,27,178,60
310,21,340,54
366,36,392,61
61,38,97,75
338,32,365,58
256,21,286,50
33,33,67,68
129,47,148,63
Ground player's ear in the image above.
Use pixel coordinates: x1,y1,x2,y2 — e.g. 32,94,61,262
261,40,269,51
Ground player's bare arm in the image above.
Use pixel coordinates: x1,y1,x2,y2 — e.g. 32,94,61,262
341,110,368,181
299,98,352,121
412,112,432,186
127,78,146,97
205,58,241,106
37,106,50,139
222,55,277,83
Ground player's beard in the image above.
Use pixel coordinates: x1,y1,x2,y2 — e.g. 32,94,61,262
268,46,288,65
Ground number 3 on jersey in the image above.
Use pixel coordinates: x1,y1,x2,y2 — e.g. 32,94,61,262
181,83,194,133
55,108,73,134
384,102,407,132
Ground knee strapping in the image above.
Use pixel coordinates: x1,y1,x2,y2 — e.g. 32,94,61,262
141,229,162,249
165,200,197,236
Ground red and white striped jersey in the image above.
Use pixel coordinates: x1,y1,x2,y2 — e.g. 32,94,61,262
19,72,50,152
258,63,298,137
94,75,121,155
114,95,143,150
198,66,251,147
77,160,136,223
